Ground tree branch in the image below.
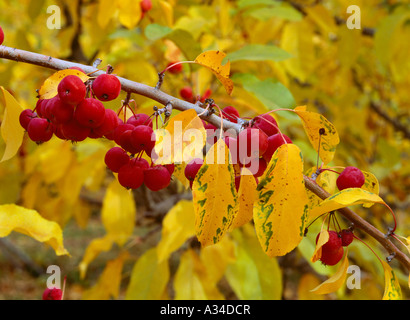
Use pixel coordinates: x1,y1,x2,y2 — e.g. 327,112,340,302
1,45,409,272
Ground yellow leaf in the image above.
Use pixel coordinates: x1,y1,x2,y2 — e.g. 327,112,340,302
79,235,115,279
294,106,340,165
381,260,402,300
154,109,206,165
38,69,90,100
125,247,170,300
82,251,129,300
200,235,235,286
117,0,142,29
310,249,349,294
0,204,68,256
194,50,234,95
192,139,238,247
361,170,380,208
157,200,196,262
230,169,257,230
159,0,174,27
316,167,338,195
298,274,324,300
0,87,25,162
311,230,329,263
174,249,209,300
97,0,117,28
308,188,387,223
280,20,315,83
253,144,309,257
101,179,137,247
38,140,74,184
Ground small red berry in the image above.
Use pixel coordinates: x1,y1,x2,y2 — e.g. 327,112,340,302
179,87,194,102
238,128,269,163
42,287,62,300
245,157,267,178
252,113,279,136
126,113,152,128
92,74,122,102
140,0,152,12
320,246,344,266
57,75,86,105
336,166,365,191
184,158,204,181
315,230,344,266
89,108,119,139
222,106,240,123
61,119,90,142
74,98,106,128
27,118,54,143
104,147,130,173
114,123,135,146
19,109,37,130
47,96,74,125
34,99,45,118
0,26,4,45
166,62,183,74
144,165,172,191
131,125,155,154
262,133,292,163
339,229,354,247
133,158,150,170
118,159,145,189
164,163,175,175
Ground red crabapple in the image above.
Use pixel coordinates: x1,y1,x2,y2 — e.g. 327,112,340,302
57,75,86,105
42,287,62,300
74,98,106,128
19,109,37,130
92,74,122,102
262,133,292,162
104,147,130,173
184,158,204,181
336,166,365,191
118,159,145,189
252,113,279,136
144,165,172,191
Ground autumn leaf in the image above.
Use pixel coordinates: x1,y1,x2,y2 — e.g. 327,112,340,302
0,87,25,162
194,50,234,95
38,69,89,100
157,200,196,262
154,109,206,165
310,249,349,294
174,249,210,299
294,106,339,165
101,179,137,247
308,188,388,223
82,251,129,300
361,170,380,208
192,139,238,247
125,247,170,300
230,169,257,230
253,144,309,257
311,229,329,263
0,204,68,256
79,235,115,279
117,0,143,30
381,260,402,300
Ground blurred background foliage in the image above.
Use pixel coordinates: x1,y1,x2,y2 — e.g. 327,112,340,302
0,0,409,300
